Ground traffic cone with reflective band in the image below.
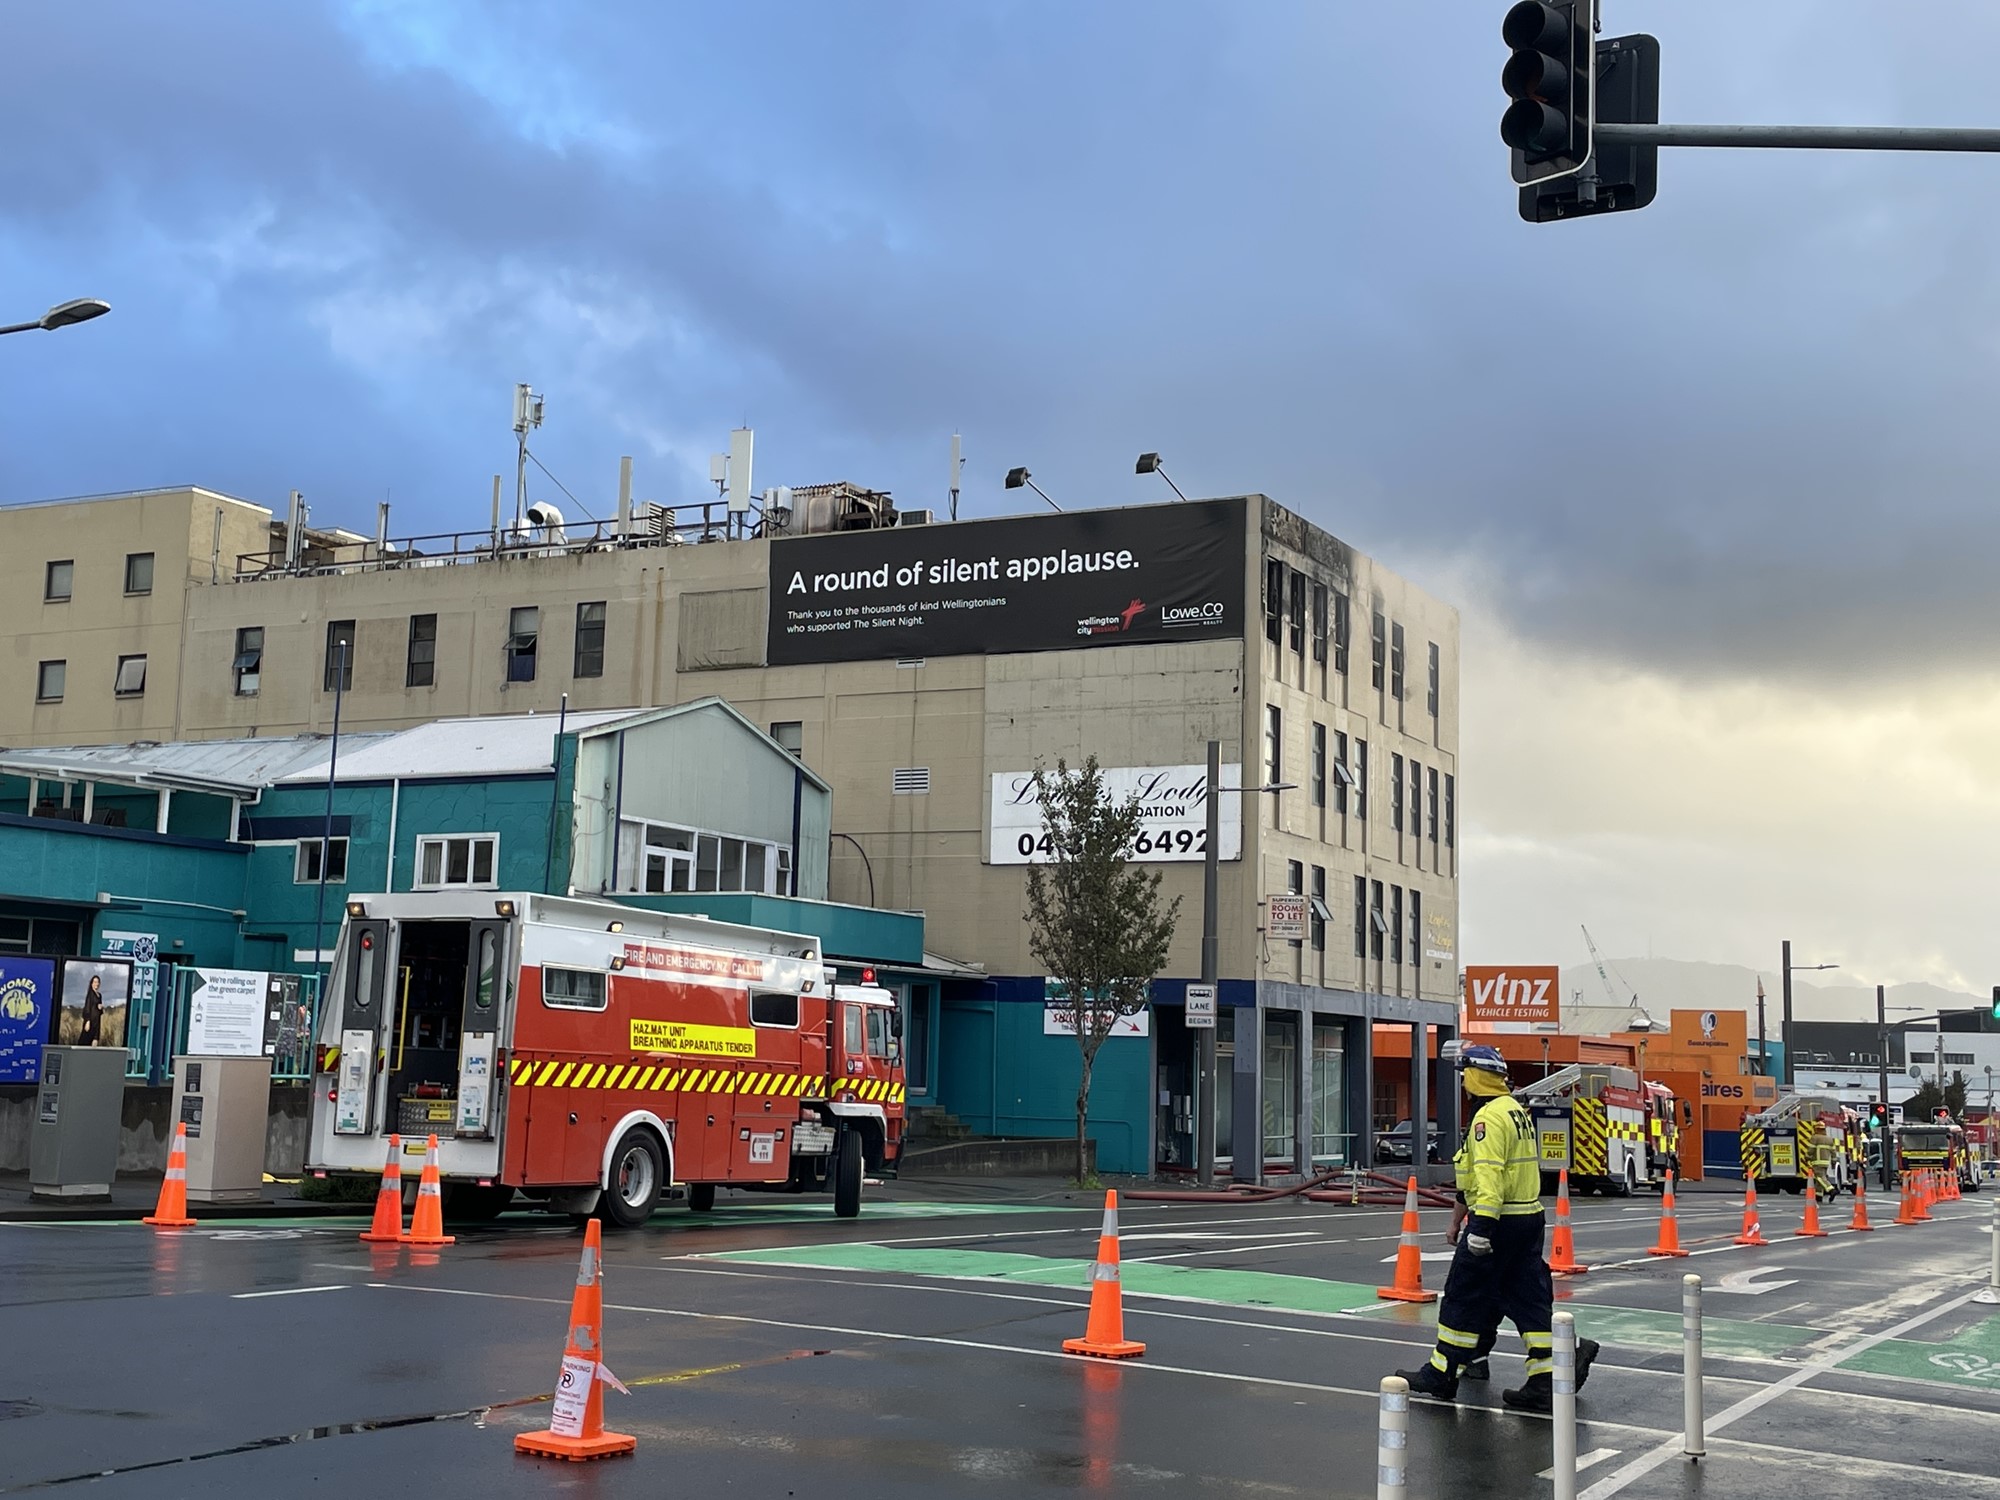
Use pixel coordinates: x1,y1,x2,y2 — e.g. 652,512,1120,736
1795,1172,1829,1238
1064,1191,1146,1358
1733,1177,1769,1246
402,1134,454,1247
1647,1172,1690,1256
1895,1173,1924,1226
1549,1167,1588,1274
1376,1176,1439,1304
142,1122,197,1228
1848,1173,1874,1232
515,1219,636,1461
1913,1171,1935,1222
358,1134,406,1244
1946,1166,1962,1202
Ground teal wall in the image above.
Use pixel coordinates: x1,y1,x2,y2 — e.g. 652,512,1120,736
623,892,923,966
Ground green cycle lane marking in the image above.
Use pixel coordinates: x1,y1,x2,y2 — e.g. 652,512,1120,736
703,1242,1823,1359
1842,1307,2000,1393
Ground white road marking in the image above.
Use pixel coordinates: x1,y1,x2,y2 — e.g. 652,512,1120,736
1711,1265,1799,1295
1542,1447,1620,1479
230,1284,347,1299
1377,1250,1456,1263
1118,1230,1320,1244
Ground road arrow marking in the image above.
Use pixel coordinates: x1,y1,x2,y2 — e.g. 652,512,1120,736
1712,1265,1799,1296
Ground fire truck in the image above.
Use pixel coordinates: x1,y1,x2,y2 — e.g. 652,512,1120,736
1897,1114,1982,1193
305,893,905,1224
1516,1065,1685,1196
1738,1093,1853,1194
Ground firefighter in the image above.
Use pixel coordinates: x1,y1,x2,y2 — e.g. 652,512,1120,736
1396,1044,1599,1412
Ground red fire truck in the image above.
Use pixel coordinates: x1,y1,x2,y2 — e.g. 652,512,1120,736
305,892,905,1224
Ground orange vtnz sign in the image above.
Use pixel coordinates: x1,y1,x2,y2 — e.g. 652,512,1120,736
1463,966,1561,1033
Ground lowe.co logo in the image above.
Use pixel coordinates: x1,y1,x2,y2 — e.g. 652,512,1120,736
1162,601,1226,628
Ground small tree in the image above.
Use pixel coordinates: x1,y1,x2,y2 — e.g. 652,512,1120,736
1023,757,1182,1185
1907,1072,1970,1121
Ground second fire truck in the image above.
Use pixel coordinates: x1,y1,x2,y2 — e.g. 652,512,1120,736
1517,1064,1685,1196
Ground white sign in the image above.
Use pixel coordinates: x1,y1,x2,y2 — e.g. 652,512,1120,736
1267,895,1308,943
989,764,1243,865
1042,982,1151,1038
185,967,270,1056
1185,983,1217,1029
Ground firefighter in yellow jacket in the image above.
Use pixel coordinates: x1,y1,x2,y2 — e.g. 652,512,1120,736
1397,1044,1598,1412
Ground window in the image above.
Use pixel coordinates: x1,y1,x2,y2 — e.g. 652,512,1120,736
1389,885,1404,964
1353,876,1367,958
892,767,931,795
1371,610,1386,689
844,1005,865,1057
233,627,264,696
324,620,355,692
751,991,800,1028
866,1008,891,1058
1444,774,1456,849
1264,558,1284,644
1310,723,1326,807
36,660,64,703
574,601,606,678
1427,768,1440,849
1427,642,1441,717
1410,889,1423,968
1310,583,1329,665
1355,738,1369,822
1265,704,1282,788
1333,730,1350,814
770,721,803,756
1391,622,1405,701
124,552,154,596
295,837,349,884
1369,880,1386,960
1410,759,1423,845
1286,861,1304,949
44,560,72,602
417,834,498,889
114,654,147,696
1287,569,1306,654
1390,753,1404,832
1310,866,1328,952
506,606,539,683
1333,591,1351,674
542,966,607,1012
406,614,436,688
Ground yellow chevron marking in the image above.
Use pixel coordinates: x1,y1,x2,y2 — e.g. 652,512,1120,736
636,1067,656,1090
535,1061,561,1085
511,1059,531,1084
581,1064,605,1089
552,1062,577,1088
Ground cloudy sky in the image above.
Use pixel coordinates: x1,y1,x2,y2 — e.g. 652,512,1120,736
4,3,1997,995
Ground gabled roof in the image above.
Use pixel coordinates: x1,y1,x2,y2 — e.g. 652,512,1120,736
571,697,831,792
276,710,642,784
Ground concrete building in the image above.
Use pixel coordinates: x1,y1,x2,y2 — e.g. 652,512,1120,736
1,483,1463,1177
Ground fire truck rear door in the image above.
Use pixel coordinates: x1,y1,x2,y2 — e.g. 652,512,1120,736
455,919,507,1137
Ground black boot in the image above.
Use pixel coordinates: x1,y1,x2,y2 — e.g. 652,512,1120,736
1502,1373,1552,1413
1395,1361,1459,1401
1461,1358,1491,1381
1575,1338,1601,1392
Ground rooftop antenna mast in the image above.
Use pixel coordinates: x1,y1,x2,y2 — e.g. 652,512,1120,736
512,382,544,533
948,432,962,521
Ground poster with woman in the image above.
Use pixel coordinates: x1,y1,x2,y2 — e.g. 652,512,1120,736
58,960,131,1050
0,957,56,1082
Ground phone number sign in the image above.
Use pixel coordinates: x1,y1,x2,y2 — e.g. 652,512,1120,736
989,764,1242,865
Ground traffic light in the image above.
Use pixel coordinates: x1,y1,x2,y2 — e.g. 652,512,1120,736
1868,1100,1888,1131
1990,984,1999,1020
1519,32,1661,223
1502,2,1592,180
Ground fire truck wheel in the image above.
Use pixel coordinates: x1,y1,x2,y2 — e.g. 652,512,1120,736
1615,1161,1636,1198
603,1130,664,1228
686,1183,716,1213
833,1129,864,1219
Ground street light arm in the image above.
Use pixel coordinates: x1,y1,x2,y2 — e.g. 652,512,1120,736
0,320,41,337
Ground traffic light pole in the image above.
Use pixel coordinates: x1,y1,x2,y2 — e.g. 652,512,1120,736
1597,123,2000,153
1877,983,1892,1192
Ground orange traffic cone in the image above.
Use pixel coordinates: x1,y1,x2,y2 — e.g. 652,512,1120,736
1376,1175,1439,1304
402,1134,455,1247
1894,1172,1925,1226
1064,1190,1146,1358
1913,1171,1935,1223
1549,1167,1589,1274
1946,1166,1962,1202
359,1134,407,1244
142,1121,198,1228
1795,1172,1829,1238
1733,1176,1769,1246
515,1219,637,1461
1848,1173,1873,1232
1648,1172,1690,1256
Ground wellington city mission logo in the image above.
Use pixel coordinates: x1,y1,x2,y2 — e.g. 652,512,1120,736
1075,597,1227,637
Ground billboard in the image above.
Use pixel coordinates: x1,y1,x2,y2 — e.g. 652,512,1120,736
1668,1008,1749,1058
989,764,1242,865
1463,965,1561,1033
58,959,130,1050
0,958,56,1084
767,497,1247,665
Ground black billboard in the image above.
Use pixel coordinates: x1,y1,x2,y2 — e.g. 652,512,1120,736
766,497,1247,665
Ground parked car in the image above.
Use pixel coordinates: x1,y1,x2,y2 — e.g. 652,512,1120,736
1375,1119,1441,1165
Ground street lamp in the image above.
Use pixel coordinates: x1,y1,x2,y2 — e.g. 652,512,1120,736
0,297,111,337
1779,939,1838,1086
1134,452,1190,502
1003,466,1062,513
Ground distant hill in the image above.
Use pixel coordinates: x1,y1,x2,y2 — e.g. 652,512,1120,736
1556,958,1983,1027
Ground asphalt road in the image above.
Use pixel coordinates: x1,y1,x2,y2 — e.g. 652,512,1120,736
2,1181,1998,1498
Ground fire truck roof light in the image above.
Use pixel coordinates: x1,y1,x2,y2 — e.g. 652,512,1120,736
494,899,517,918
862,968,876,984
345,900,367,919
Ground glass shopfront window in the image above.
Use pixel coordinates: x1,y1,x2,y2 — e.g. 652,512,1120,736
1311,1021,1347,1164
1263,1012,1298,1165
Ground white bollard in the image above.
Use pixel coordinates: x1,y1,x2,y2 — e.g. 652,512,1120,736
1977,1200,2000,1306
1552,1311,1577,1500
1377,1375,1409,1500
1682,1273,1706,1456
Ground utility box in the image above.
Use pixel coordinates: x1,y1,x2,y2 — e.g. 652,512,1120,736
170,1055,272,1204
29,1046,127,1200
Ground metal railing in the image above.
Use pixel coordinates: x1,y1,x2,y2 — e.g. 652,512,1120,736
127,966,321,1084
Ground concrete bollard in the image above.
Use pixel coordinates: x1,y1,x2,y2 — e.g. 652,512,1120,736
1552,1311,1577,1500
1978,1200,2000,1306
1682,1273,1706,1456
1377,1375,1409,1500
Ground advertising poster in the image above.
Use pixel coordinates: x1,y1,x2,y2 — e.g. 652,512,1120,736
0,957,56,1084
186,967,271,1057
989,764,1243,865
1462,965,1561,1034
768,497,1247,665
1042,980,1151,1039
58,959,130,1050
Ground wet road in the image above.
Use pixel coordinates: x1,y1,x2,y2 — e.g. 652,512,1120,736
2,1185,1998,1497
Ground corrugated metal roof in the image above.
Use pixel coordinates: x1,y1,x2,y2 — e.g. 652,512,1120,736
0,734,394,795
276,710,644,784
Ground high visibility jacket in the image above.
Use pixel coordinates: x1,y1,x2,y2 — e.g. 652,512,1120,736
1462,1094,1543,1218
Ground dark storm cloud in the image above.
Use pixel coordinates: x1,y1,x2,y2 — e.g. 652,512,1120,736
4,1,1999,683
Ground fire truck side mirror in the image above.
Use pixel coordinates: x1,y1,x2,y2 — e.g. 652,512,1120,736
890,1011,903,1039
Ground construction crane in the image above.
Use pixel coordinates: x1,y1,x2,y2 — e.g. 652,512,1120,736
1581,925,1642,1014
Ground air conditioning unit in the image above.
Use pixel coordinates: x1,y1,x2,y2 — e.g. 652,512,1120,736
898,509,935,527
